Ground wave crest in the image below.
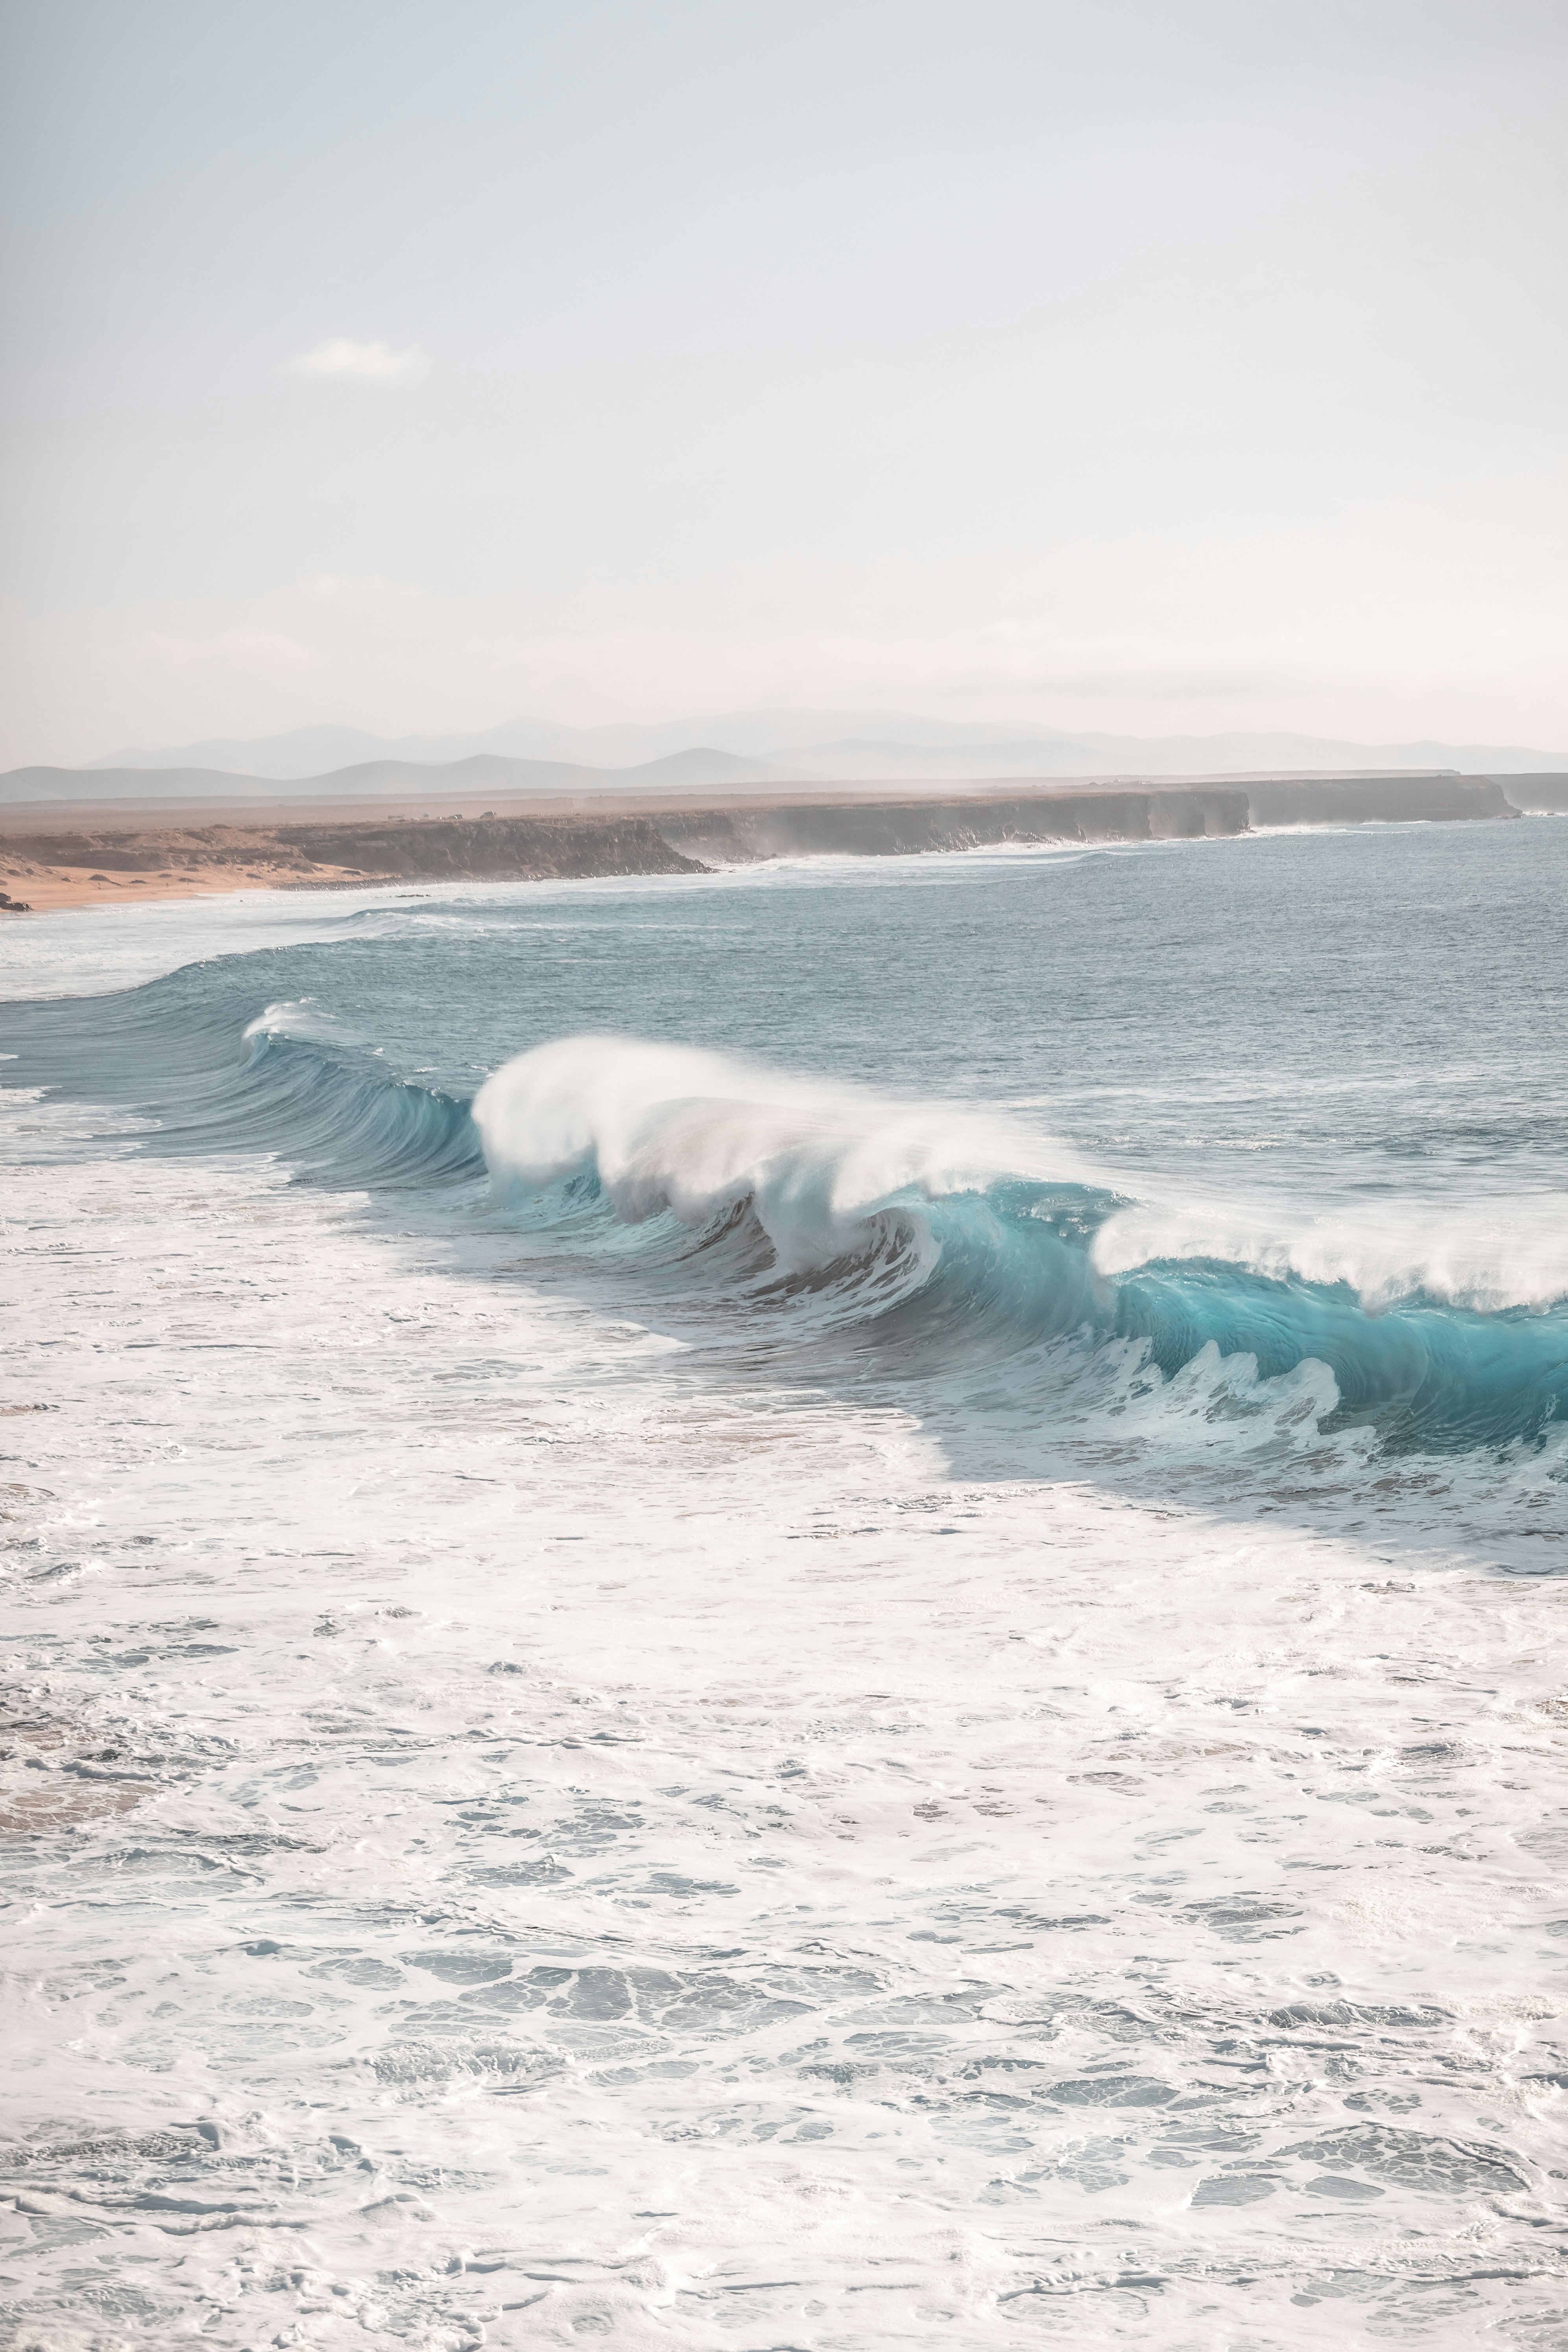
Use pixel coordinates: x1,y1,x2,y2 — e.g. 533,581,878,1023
472,1036,1568,1453
472,1034,1091,1273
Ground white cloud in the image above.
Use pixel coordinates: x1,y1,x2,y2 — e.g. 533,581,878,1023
281,338,430,384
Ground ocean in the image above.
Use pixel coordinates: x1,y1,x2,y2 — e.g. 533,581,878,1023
2,817,1566,2350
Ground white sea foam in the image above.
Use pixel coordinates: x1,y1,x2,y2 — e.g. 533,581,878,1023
474,1035,1568,1323
1094,1195,1568,1313
0,873,730,1002
473,1034,1082,1271
5,834,1568,2349
242,996,360,1048
3,1087,1566,2350
0,886,413,1000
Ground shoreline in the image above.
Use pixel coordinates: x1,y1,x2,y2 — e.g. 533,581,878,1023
0,774,1520,914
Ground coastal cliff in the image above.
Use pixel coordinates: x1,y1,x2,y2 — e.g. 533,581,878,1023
274,813,705,882
0,814,707,906
0,773,1526,912
1494,774,1568,814
1246,774,1518,825
0,788,1248,908
657,788,1247,863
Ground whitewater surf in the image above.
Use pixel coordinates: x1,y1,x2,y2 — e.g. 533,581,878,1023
2,818,1566,2349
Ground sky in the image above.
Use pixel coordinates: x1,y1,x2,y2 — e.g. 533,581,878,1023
1,0,1565,768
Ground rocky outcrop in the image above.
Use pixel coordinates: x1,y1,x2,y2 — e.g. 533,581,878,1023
0,795,1248,897
2,772,1528,910
0,814,708,888
1245,774,1518,825
656,788,1249,864
269,813,706,881
1495,774,1568,814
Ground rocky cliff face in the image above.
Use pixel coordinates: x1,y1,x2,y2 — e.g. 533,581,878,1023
656,788,1250,864
1245,775,1518,825
1494,774,1568,814
270,814,705,881
0,814,707,887
2,775,1524,908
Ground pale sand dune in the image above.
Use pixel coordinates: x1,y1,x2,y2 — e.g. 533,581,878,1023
1,864,363,913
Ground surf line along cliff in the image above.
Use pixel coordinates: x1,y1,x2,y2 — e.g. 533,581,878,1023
0,774,1522,908
0,786,1252,908
654,786,1249,863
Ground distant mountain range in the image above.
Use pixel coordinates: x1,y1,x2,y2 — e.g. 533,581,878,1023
3,748,785,807
76,711,1568,784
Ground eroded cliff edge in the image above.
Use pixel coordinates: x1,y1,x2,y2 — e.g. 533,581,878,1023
0,775,1523,909
1246,775,1518,825
0,787,1248,905
657,788,1246,864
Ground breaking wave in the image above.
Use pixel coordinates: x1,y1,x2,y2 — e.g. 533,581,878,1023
8,986,1566,1461
473,1037,1568,1455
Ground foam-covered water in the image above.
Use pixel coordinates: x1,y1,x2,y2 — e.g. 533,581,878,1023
2,823,1566,2349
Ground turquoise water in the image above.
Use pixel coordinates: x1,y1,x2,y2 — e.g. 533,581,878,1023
8,820,1567,1457
2,819,1566,2349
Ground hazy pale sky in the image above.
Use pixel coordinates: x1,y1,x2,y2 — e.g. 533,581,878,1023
2,0,1565,765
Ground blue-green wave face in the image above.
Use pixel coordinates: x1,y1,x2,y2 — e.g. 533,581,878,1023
8,821,1567,2343
465,1034,1567,1458
17,979,1561,1460
3,826,1566,1479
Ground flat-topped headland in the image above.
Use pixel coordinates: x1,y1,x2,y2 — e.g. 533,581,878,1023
0,771,1520,912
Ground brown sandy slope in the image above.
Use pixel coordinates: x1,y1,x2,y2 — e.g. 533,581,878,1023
0,772,1517,914
0,810,706,912
0,786,1246,912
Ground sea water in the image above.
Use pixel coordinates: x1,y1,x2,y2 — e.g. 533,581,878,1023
1,820,1565,2350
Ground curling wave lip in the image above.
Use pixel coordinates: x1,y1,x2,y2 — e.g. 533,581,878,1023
470,1035,1568,1456
471,1032,1086,1272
